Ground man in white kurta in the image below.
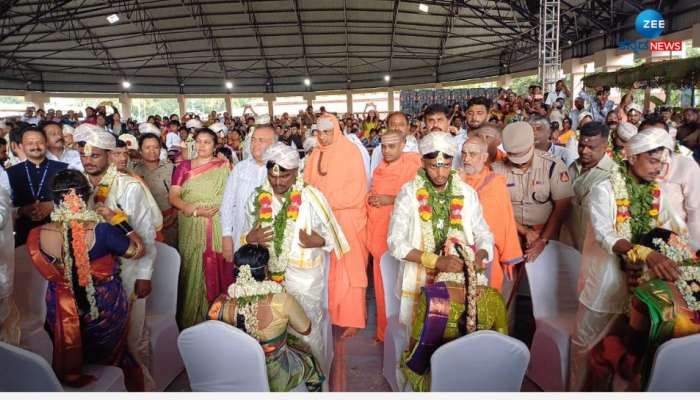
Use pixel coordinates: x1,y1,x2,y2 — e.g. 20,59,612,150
75,124,160,390
0,186,18,345
220,124,277,260
387,132,494,390
569,128,697,391
241,143,349,380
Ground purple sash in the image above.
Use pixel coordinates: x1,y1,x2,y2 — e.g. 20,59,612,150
405,282,451,374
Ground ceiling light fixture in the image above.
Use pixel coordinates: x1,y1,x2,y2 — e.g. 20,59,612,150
419,3,429,13
107,14,120,24
121,80,131,89
303,78,311,86
384,75,391,82
225,81,233,89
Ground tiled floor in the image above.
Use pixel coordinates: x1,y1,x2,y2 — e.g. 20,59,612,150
166,282,540,392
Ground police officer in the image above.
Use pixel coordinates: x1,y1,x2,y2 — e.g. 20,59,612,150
492,121,574,262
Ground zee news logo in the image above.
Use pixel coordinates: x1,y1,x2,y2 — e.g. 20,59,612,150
618,9,683,53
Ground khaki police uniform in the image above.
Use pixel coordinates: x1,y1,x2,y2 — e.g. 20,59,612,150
491,149,574,229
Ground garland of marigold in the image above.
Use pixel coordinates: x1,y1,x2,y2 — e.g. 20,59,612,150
416,169,458,251
611,162,661,243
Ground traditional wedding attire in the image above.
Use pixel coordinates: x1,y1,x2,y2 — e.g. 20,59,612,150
173,159,230,329
242,143,349,377
209,291,325,391
27,224,145,390
0,187,18,345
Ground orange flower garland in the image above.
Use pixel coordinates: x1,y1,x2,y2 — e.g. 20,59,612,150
417,188,431,221
258,192,273,221
287,190,302,219
449,196,464,228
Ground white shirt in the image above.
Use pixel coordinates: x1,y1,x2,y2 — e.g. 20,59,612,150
545,90,568,106
452,131,468,169
165,132,182,150
0,186,15,340
220,158,267,249
0,169,10,195
46,148,84,172
548,143,577,168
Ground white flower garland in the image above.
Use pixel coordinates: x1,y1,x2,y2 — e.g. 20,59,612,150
609,166,632,240
228,265,283,339
652,238,693,264
259,175,305,279
51,197,103,320
675,266,700,311
435,272,465,284
414,173,466,253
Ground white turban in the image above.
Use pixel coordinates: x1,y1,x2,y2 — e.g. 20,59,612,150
262,142,300,170
139,122,160,135
74,123,116,150
185,119,203,129
62,124,75,135
208,122,228,136
419,131,456,157
118,133,138,150
625,103,643,114
578,111,593,125
616,122,638,141
627,127,673,156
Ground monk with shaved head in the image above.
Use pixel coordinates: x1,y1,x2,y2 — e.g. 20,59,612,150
460,135,522,292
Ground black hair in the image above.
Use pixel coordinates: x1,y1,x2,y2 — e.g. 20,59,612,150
234,244,269,282
265,160,295,173
50,169,92,205
422,151,454,161
423,104,449,120
168,120,180,127
580,121,609,139
466,96,491,110
216,146,234,165
39,121,61,131
193,128,217,143
638,113,669,132
115,139,127,148
0,138,7,146
138,132,162,149
18,125,46,142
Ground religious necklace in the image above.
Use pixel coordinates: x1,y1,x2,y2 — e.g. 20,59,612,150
24,161,49,201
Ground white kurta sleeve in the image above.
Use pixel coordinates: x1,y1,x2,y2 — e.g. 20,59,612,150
388,182,416,260
220,165,241,237
0,188,13,324
240,189,257,241
586,181,623,255
120,182,157,281
463,186,494,262
306,187,348,255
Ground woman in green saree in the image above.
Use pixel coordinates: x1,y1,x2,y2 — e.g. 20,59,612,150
400,242,508,392
170,128,231,328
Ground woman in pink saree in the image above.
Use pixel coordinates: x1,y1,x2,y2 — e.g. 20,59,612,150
169,128,231,328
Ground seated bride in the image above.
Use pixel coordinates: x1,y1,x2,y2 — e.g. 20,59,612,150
207,244,324,391
400,240,508,392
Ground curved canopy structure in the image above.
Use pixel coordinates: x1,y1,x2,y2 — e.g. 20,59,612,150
0,0,698,94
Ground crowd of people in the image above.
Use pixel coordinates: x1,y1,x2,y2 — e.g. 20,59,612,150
0,81,698,392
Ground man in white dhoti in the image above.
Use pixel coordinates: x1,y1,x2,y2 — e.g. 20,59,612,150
387,132,494,389
221,122,277,260
241,143,349,380
568,127,695,391
0,186,18,344
75,124,160,390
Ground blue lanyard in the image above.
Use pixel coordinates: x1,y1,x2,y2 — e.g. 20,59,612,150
24,161,49,201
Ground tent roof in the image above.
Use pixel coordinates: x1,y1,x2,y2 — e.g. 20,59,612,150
0,0,698,94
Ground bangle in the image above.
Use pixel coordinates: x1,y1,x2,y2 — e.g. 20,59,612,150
420,252,439,270
240,234,248,246
109,210,129,225
626,245,653,263
193,207,198,217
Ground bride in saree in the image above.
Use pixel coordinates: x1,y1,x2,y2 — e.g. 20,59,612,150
208,244,325,391
400,240,508,392
27,170,147,390
169,128,231,329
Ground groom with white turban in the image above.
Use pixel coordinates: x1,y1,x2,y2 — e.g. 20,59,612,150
75,123,160,390
241,142,349,381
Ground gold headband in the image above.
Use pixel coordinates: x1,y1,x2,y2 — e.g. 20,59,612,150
435,152,448,167
271,163,281,176
83,143,93,157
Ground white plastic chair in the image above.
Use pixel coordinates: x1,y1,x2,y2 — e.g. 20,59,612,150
430,330,530,392
525,240,581,391
0,341,126,392
178,320,270,391
380,251,406,392
14,245,52,364
146,242,184,391
646,334,700,391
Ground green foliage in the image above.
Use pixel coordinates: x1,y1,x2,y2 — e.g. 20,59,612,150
187,98,226,115
509,75,540,96
130,98,179,121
